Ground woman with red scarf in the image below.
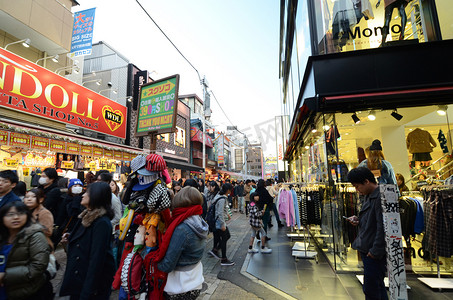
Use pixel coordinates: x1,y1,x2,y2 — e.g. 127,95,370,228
156,186,208,299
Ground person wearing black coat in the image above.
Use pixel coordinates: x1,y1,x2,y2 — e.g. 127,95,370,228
59,182,116,300
255,179,273,235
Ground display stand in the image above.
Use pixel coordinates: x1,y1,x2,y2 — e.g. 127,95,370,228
290,225,318,263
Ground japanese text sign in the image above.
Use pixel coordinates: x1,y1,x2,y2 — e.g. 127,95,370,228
380,185,408,300
71,8,96,57
0,130,8,145
136,75,179,136
0,47,126,139
9,132,30,147
31,136,50,150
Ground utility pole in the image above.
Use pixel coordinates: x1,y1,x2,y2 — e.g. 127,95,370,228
201,76,209,181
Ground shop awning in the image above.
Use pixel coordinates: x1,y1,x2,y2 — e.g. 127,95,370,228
165,158,204,172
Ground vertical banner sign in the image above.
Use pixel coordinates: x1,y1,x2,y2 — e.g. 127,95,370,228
133,70,149,110
218,134,224,166
0,131,8,145
71,8,96,57
136,75,179,136
380,185,408,300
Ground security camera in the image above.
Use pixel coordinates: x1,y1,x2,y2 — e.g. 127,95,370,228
107,82,113,88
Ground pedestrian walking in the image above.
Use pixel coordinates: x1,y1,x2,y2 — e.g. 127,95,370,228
346,167,388,300
0,201,53,299
157,186,208,299
244,180,253,216
235,181,245,214
248,192,272,254
208,183,235,266
59,181,116,300
0,170,21,209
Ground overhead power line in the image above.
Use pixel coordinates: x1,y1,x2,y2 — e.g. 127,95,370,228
135,0,200,80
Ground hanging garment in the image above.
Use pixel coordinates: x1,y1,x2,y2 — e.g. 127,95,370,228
361,0,374,19
426,190,453,257
291,189,302,229
437,129,449,154
406,128,437,154
332,0,357,39
278,189,296,227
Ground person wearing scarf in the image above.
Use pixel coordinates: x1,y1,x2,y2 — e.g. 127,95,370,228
157,186,208,300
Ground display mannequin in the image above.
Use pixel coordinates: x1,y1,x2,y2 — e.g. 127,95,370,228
376,0,412,45
406,128,437,167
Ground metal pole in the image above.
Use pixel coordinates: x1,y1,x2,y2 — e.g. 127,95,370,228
201,77,207,182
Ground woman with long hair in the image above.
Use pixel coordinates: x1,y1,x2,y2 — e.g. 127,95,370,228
358,139,397,185
206,181,220,208
157,186,208,299
0,201,52,299
255,179,274,236
23,188,54,249
208,183,234,266
59,182,116,300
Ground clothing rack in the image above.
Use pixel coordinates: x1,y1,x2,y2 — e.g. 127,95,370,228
417,185,453,291
284,182,318,262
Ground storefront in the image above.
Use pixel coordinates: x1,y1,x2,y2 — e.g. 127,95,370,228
0,45,143,185
280,0,453,277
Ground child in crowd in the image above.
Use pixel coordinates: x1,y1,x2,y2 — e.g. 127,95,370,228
247,192,272,254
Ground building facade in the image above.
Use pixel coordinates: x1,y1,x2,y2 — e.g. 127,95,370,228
280,0,453,277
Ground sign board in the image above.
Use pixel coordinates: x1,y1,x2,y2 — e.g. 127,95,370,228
217,133,224,166
4,158,18,168
9,132,30,148
31,136,50,150
133,70,149,110
61,161,75,169
136,75,179,136
0,130,8,145
0,47,127,139
70,8,96,57
380,184,408,300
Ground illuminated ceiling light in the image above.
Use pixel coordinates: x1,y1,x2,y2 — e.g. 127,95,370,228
304,145,309,149
351,113,360,124
322,125,330,131
311,124,317,133
437,105,448,116
52,54,59,63
127,96,133,102
368,110,376,121
391,110,403,121
4,38,31,50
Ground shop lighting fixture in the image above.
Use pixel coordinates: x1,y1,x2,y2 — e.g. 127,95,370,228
391,110,403,121
351,113,360,124
4,38,31,50
305,145,310,150
36,54,59,64
55,65,80,75
368,111,376,121
437,105,448,116
311,124,317,133
99,88,118,96
82,79,102,86
322,125,330,131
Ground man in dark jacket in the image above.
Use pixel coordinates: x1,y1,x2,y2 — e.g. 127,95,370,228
347,167,388,300
0,170,20,208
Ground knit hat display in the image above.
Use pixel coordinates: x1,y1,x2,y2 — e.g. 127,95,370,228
369,139,382,151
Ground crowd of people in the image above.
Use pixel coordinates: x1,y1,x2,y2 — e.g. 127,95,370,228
0,157,285,299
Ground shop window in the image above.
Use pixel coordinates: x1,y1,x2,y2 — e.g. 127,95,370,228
313,0,428,54
174,126,185,148
435,0,453,40
157,133,170,143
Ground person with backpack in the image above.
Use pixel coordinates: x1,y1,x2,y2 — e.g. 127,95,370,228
207,183,235,266
206,181,220,209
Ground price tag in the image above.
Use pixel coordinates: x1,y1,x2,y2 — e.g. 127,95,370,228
5,158,18,168
61,161,74,169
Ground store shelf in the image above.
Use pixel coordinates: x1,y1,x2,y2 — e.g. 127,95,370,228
356,275,411,289
418,278,453,289
292,242,314,251
292,250,318,259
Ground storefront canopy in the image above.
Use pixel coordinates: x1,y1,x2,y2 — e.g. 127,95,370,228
165,158,204,173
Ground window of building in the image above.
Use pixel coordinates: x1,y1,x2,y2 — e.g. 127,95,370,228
174,126,185,148
436,0,453,40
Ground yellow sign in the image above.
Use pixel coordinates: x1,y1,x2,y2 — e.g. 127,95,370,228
61,161,74,169
5,158,18,168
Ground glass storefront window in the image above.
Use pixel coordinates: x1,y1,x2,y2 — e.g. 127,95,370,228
174,126,185,148
435,0,453,40
302,105,453,274
313,0,428,54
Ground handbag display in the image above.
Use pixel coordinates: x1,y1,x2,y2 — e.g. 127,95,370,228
163,261,204,295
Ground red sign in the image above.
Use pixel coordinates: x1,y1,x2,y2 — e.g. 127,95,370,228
50,140,66,152
0,130,8,145
9,132,30,147
104,149,113,158
190,127,213,148
66,142,80,154
81,145,93,156
31,136,49,150
0,48,127,139
114,151,123,160
93,147,103,157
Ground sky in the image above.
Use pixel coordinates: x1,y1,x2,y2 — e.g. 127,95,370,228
75,0,282,156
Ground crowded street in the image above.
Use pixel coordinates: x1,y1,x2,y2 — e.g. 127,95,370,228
1,1,453,300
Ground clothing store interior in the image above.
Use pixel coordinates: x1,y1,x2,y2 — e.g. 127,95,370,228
288,104,453,276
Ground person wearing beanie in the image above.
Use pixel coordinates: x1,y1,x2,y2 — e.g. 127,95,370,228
358,139,398,187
